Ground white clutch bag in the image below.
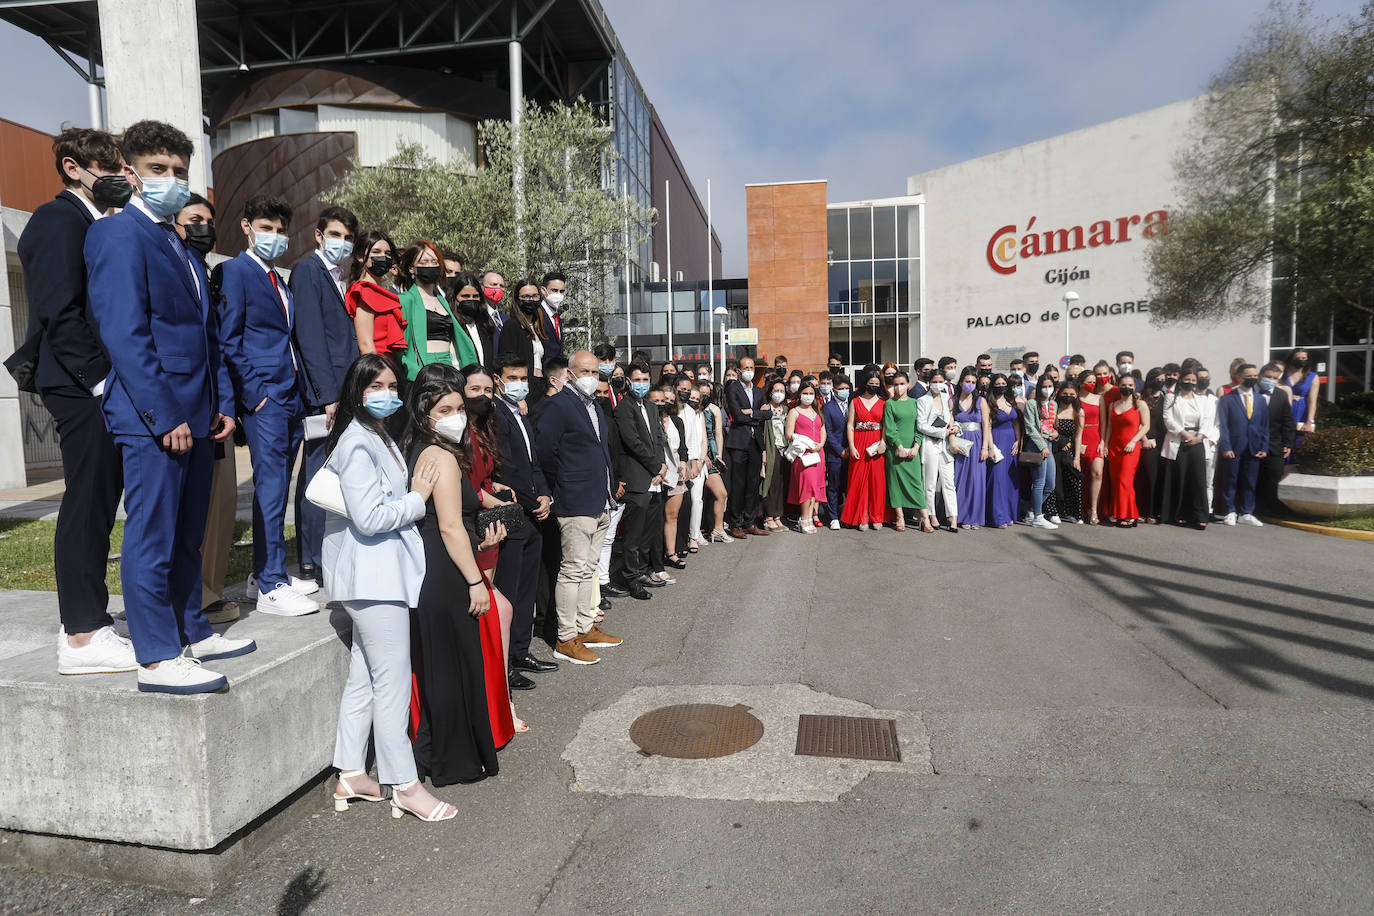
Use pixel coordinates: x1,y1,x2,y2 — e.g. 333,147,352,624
798,450,821,468
989,444,1005,464
865,441,883,458
305,466,349,517
948,435,972,456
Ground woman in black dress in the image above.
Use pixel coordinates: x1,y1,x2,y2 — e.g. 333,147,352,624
400,363,506,785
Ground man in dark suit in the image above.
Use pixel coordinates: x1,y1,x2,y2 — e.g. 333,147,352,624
86,120,254,694
821,373,852,529
613,361,667,600
1217,362,1270,527
539,270,567,361
493,354,558,689
9,127,132,676
289,205,358,586
724,356,770,537
214,194,317,616
532,350,621,666
1256,361,1297,517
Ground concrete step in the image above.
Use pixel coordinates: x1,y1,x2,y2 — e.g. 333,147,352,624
0,590,349,851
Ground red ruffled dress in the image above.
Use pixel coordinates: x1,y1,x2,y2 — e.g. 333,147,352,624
345,279,407,363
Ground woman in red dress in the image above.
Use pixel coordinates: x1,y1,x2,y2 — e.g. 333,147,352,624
1103,374,1149,527
1077,368,1107,524
345,230,408,365
840,368,889,530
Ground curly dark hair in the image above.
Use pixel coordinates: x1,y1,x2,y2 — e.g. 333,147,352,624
243,194,292,227
120,119,194,163
52,127,122,185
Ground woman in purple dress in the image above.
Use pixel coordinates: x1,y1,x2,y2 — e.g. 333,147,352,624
951,367,990,530
985,373,1023,528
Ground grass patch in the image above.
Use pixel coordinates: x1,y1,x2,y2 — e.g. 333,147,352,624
0,519,296,594
1317,514,1374,532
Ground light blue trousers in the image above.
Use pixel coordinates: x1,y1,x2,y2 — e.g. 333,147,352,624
333,600,416,785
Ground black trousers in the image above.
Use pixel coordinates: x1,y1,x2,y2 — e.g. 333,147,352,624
1170,442,1210,526
494,521,541,664
727,445,762,528
1256,454,1287,516
648,491,667,573
618,489,653,583
533,516,561,647
42,387,123,634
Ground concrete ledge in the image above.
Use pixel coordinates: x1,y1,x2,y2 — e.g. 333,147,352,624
0,592,350,850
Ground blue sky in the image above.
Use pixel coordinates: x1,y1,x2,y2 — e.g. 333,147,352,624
2,1,1364,273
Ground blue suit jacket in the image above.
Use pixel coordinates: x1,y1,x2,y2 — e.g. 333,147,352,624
288,252,356,410
822,397,848,457
1218,386,1270,457
494,398,551,516
533,386,618,517
84,205,232,438
213,252,304,414
539,306,565,361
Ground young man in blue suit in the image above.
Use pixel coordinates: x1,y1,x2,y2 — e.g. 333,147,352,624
85,120,255,694
214,194,318,615
821,373,851,529
289,205,359,587
9,128,133,675
1217,362,1269,528
539,270,567,361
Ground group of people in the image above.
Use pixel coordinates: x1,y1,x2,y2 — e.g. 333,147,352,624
11,122,1319,824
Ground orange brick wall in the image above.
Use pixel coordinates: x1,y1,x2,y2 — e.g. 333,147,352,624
745,181,829,372
0,118,63,214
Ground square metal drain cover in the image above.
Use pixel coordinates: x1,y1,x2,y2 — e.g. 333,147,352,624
794,715,901,762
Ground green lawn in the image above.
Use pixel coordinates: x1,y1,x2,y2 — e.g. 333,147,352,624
0,519,296,593
1319,514,1374,532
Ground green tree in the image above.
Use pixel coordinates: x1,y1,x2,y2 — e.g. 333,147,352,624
327,100,656,348
1147,1,1374,325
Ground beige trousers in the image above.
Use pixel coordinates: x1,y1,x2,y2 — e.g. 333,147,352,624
200,445,238,608
555,509,611,642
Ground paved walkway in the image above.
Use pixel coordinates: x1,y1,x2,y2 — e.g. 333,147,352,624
1,519,1371,913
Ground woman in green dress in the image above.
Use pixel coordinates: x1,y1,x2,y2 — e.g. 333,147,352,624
883,370,925,530
398,240,477,382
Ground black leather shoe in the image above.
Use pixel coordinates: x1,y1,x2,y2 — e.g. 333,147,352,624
512,654,559,673
508,670,536,691
638,575,666,589
628,582,652,600
602,583,629,598
598,597,612,611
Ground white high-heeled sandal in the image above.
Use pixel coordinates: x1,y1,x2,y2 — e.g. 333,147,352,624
390,779,457,822
333,770,388,812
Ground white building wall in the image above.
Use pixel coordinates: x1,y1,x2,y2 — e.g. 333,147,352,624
316,106,476,170
909,97,1267,376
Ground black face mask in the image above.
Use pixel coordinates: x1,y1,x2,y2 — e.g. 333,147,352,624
865,383,881,394
883,375,896,385
1290,358,1308,369
1165,377,1179,387
1058,394,1078,405
596,395,613,413
1178,381,1196,393
992,386,1008,397
366,255,393,277
89,174,134,210
688,397,701,409
1119,387,1136,396
456,299,483,320
657,403,673,415
181,223,215,255
1197,377,1211,390
518,298,542,315
414,266,442,286
465,394,492,419
1241,377,1258,389
610,375,629,394
1026,363,1040,376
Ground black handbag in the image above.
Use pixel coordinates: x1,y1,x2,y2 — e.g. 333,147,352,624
477,502,527,538
1017,448,1044,467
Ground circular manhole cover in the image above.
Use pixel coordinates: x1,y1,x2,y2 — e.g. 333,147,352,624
629,703,765,759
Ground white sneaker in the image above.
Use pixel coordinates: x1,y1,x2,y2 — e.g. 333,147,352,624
1222,512,1237,526
1047,516,1061,524
1238,514,1264,527
1032,515,1059,530
249,574,320,596
256,583,320,616
829,519,841,530
57,625,138,675
188,632,258,662
137,655,228,694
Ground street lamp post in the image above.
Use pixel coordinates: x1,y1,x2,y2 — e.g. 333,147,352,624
714,305,728,381
1062,290,1079,362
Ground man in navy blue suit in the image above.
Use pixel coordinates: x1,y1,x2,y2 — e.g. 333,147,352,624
86,120,255,694
533,350,621,666
213,195,319,616
8,128,133,676
1217,362,1269,527
821,373,852,529
539,270,567,361
288,205,358,587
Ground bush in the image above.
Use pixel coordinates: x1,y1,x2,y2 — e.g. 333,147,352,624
1318,391,1374,429
1295,427,1374,476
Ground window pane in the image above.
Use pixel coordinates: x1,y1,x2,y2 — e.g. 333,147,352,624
896,260,910,312
850,260,873,313
829,263,850,314
873,260,897,313
902,205,921,257
873,206,897,259
827,209,848,261
849,207,873,260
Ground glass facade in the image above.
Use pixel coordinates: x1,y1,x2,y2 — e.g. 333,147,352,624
1269,268,1374,403
618,280,749,365
827,199,923,369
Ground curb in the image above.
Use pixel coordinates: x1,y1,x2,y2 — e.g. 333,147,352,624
1264,518,1374,541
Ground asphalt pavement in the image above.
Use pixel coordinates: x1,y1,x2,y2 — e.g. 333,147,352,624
2,519,1371,915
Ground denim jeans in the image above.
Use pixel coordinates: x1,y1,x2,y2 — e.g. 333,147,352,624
1030,449,1058,516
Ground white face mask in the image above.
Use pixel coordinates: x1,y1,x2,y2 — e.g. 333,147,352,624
770,391,785,404
1118,363,1132,375
740,369,754,383
433,413,467,443
788,381,800,393
799,393,815,406
545,292,565,310
574,375,599,398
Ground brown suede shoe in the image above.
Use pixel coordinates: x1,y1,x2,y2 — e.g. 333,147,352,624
582,625,622,648
747,525,771,536
730,527,749,538
553,636,600,665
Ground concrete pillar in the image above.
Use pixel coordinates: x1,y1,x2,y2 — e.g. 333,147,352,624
509,39,524,264
88,82,103,131
0,183,28,488
97,0,207,193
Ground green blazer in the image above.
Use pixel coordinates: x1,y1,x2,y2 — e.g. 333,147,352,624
399,285,477,379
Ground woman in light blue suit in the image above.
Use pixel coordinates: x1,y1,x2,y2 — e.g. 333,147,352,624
322,354,456,823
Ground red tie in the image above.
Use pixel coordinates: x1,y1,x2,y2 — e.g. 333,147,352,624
553,312,561,336
268,271,288,320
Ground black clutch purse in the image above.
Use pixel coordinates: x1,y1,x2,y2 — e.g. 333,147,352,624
477,503,527,538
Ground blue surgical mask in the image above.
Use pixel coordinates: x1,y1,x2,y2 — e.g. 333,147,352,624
630,380,651,399
502,380,529,403
252,231,289,262
836,388,851,401
598,362,615,378
1012,385,1025,398
1259,377,1277,393
363,390,402,418
322,237,353,265
820,384,833,398
137,173,191,218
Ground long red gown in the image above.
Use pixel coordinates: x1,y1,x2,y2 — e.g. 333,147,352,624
840,396,888,526
469,443,515,750
1106,400,1142,520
